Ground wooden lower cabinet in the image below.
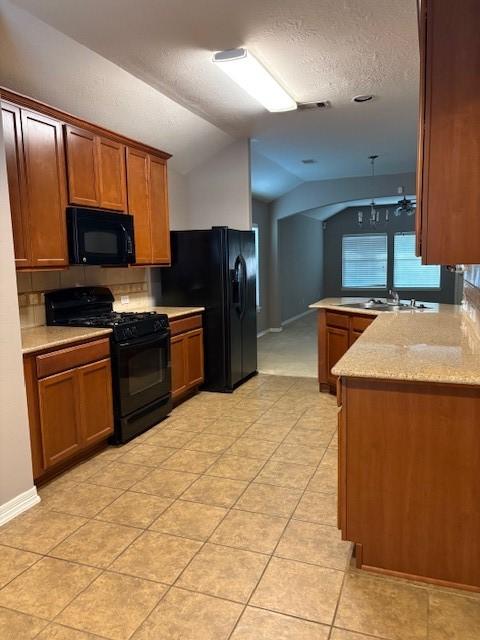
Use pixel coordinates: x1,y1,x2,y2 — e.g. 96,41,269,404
318,309,375,393
38,368,83,468
171,334,189,400
169,315,204,402
78,359,114,446
325,326,349,388
24,338,114,481
338,376,480,591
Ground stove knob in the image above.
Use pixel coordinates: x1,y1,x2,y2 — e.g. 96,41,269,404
131,326,138,336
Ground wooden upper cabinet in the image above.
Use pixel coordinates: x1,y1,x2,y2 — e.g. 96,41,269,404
1,102,29,267
417,0,480,264
64,125,127,211
126,148,171,265
149,155,171,265
1,88,171,270
126,148,151,264
20,109,68,268
64,125,100,207
97,137,127,211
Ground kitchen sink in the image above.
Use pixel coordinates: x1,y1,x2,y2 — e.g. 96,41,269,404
339,300,431,312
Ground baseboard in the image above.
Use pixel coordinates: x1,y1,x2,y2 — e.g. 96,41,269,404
0,486,40,527
257,327,283,338
281,308,315,327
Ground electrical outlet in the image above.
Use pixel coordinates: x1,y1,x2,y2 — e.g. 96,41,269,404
121,295,130,305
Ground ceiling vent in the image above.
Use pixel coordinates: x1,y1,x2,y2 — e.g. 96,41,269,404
301,159,317,164
297,101,331,111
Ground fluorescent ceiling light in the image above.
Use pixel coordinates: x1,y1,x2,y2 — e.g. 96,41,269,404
213,48,297,113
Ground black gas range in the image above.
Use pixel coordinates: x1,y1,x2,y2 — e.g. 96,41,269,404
45,287,172,444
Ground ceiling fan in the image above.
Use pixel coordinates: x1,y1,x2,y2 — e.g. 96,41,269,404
395,186,416,216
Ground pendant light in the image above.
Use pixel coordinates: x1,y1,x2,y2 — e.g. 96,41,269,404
369,155,379,226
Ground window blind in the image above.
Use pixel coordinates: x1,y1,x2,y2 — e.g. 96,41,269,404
342,234,387,289
394,233,440,289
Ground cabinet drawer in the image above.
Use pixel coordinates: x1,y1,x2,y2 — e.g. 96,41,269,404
351,315,374,332
169,314,202,337
326,311,349,329
36,338,110,378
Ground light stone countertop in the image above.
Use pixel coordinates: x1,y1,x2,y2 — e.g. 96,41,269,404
21,326,112,355
308,297,441,316
310,297,480,386
146,306,205,320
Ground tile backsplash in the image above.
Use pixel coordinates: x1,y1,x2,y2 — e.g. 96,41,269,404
17,266,153,328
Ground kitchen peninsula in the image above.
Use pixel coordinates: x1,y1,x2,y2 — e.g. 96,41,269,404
311,297,480,591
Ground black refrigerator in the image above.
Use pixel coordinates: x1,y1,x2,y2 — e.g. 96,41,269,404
154,227,257,392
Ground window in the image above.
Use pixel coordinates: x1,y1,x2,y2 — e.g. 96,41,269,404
342,234,387,289
252,224,260,308
394,233,441,289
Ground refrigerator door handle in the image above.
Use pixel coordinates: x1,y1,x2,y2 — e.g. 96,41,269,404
231,258,242,312
238,254,247,320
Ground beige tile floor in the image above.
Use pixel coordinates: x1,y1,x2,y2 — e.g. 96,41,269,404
257,312,318,378
0,374,479,639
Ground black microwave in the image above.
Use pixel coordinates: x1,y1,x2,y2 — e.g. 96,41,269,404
67,207,135,266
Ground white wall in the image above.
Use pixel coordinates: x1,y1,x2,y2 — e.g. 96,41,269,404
186,140,252,230
252,199,271,333
0,0,232,176
272,172,417,220
279,214,323,322
0,113,37,520
168,169,189,231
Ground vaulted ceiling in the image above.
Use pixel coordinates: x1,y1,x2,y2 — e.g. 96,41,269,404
9,0,419,199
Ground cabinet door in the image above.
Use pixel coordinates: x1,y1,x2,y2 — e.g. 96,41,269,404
78,358,114,446
326,326,349,387
127,148,151,264
21,109,68,267
64,125,100,207
2,102,30,267
38,369,82,467
97,137,127,211
149,155,171,265
349,330,363,346
185,329,204,389
338,400,346,532
23,356,45,479
170,334,187,400
417,0,480,264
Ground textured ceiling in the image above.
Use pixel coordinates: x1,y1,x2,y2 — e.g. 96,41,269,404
0,1,233,175
11,0,419,194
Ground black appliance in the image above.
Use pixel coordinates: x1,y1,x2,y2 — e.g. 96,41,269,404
67,207,135,266
155,227,257,392
45,287,171,444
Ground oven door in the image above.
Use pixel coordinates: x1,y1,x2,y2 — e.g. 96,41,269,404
67,207,135,266
112,330,171,418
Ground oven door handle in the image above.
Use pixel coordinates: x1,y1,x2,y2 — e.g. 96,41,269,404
117,329,170,349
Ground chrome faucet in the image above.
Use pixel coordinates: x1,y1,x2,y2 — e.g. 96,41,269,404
388,288,400,305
